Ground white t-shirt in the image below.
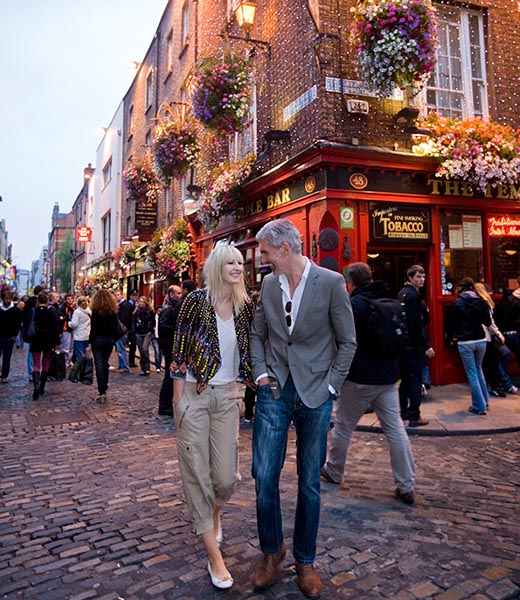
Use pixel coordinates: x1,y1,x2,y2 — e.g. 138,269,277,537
185,313,239,385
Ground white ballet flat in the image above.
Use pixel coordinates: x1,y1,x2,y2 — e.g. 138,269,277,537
207,561,233,589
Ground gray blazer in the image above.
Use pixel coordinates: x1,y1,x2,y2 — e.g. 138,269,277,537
250,262,357,408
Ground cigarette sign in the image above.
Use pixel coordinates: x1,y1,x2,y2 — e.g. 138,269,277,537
76,226,92,242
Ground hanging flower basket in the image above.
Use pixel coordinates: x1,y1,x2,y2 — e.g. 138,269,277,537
350,0,439,98
123,156,162,203
148,220,191,280
113,242,146,270
191,53,254,136
153,117,201,185
198,154,258,231
412,113,520,193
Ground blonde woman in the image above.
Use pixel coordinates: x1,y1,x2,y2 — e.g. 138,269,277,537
171,245,254,589
474,282,515,397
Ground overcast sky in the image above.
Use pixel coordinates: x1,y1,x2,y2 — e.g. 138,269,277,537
0,0,168,271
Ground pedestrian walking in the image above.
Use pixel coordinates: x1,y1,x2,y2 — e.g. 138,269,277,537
171,244,254,590
114,290,132,373
28,291,61,400
68,296,91,361
157,284,182,416
22,285,44,381
89,289,120,404
59,294,75,366
398,265,434,426
446,277,491,415
0,290,22,383
133,296,155,376
249,219,356,598
320,262,416,505
474,282,513,397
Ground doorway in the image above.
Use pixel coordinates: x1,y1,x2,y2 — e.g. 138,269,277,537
366,250,428,298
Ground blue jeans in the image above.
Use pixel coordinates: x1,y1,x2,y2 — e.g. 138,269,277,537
115,335,130,371
73,340,89,361
458,341,489,412
252,377,332,564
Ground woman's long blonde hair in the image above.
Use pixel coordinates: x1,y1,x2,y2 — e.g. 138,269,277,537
203,244,249,314
474,282,494,309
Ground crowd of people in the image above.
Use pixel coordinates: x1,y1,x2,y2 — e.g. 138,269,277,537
2,217,520,597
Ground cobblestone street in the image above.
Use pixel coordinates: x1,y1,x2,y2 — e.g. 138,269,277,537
1,347,519,600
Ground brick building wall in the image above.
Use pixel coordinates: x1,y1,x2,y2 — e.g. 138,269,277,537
120,0,520,238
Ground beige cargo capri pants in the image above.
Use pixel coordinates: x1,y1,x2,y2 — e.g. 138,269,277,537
174,380,241,535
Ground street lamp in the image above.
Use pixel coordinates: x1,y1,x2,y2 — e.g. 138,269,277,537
235,1,257,30
227,0,271,56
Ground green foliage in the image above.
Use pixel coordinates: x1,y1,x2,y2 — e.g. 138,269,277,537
55,230,73,293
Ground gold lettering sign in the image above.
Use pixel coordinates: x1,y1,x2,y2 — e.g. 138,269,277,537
428,179,520,200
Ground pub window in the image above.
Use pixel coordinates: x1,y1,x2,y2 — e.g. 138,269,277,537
128,104,134,137
488,215,520,294
145,69,154,110
102,211,111,254
166,30,173,74
439,209,484,295
426,5,488,119
229,84,257,161
181,2,190,48
102,157,112,188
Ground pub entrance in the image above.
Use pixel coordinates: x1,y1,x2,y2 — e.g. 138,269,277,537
366,249,429,298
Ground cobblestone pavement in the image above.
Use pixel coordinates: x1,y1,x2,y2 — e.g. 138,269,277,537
1,347,519,600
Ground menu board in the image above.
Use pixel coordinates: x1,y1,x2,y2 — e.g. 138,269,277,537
462,215,482,248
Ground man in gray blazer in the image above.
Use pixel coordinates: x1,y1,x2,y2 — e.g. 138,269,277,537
249,219,357,598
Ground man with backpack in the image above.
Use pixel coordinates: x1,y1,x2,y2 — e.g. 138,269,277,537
398,264,434,427
321,262,416,504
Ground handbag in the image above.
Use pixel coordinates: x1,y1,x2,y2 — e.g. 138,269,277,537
116,319,128,339
23,307,38,343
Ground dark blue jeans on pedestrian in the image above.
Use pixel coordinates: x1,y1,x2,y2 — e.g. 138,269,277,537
158,351,173,414
0,337,15,379
91,336,114,395
399,345,423,420
252,377,332,564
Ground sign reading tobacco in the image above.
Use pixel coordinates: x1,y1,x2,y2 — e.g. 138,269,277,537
370,203,431,241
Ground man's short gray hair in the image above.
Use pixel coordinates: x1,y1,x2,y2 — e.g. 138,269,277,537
256,219,301,253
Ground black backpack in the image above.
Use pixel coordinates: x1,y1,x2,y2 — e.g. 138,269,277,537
364,298,408,357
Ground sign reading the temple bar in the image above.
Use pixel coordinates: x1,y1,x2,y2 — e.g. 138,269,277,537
75,226,92,243
488,215,520,237
370,203,431,242
135,196,157,229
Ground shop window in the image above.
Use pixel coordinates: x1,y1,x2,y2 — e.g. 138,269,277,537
488,215,520,293
440,210,484,295
426,5,488,119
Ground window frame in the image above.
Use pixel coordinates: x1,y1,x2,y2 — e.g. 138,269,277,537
424,4,488,119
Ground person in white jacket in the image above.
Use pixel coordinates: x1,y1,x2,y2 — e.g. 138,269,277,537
69,297,91,360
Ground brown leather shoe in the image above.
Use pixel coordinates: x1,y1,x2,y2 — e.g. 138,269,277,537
295,562,322,598
250,543,286,588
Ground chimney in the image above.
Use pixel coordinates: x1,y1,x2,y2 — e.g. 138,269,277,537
84,163,94,184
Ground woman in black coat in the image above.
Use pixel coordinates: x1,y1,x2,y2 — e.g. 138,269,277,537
29,292,61,400
89,289,119,404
